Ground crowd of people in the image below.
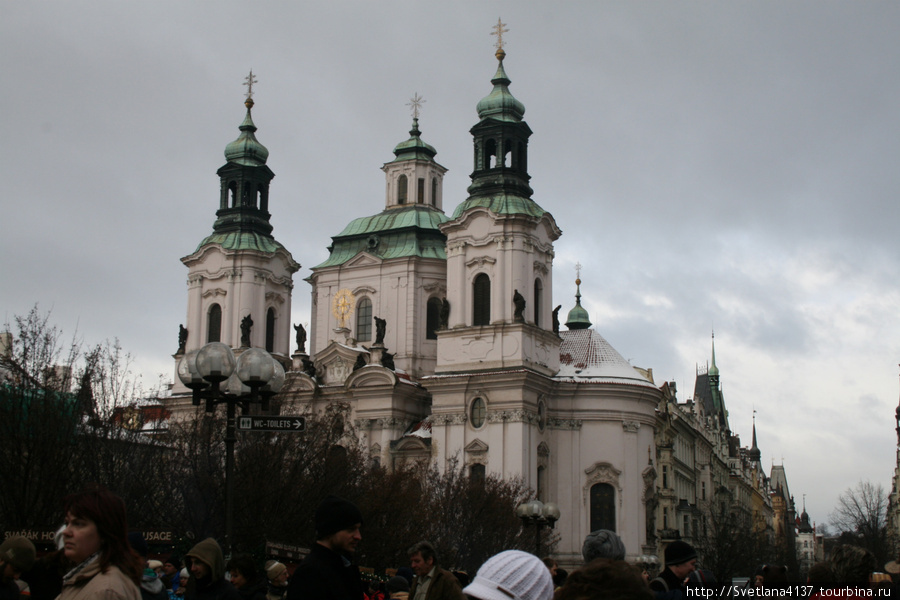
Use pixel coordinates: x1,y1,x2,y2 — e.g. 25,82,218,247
3,486,899,600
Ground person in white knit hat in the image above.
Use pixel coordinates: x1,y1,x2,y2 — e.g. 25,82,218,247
462,550,553,600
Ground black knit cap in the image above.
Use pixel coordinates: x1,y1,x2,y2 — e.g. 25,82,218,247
665,540,697,566
315,495,363,539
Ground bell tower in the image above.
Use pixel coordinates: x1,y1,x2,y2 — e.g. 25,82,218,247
174,73,299,392
436,24,561,376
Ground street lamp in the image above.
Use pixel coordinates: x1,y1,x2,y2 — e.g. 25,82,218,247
516,499,560,557
177,342,285,555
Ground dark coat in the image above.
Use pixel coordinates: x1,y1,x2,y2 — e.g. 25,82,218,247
408,568,464,600
286,543,363,600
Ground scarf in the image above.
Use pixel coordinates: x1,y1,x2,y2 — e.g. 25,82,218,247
62,551,101,585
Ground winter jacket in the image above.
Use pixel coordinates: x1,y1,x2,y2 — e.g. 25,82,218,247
139,568,169,600
59,561,141,600
408,568,464,600
184,539,241,600
286,543,363,600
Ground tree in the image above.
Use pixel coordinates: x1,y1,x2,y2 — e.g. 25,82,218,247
0,306,170,533
693,496,775,584
830,480,890,567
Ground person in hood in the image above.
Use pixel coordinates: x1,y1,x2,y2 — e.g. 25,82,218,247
264,561,288,600
127,533,167,600
184,539,240,600
286,495,364,600
58,484,142,600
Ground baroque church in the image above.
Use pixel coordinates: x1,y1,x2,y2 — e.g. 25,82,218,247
169,34,793,568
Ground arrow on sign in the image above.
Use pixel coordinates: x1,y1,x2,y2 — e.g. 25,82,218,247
237,416,306,432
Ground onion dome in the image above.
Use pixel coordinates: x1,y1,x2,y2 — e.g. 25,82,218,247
475,48,526,123
389,118,438,162
224,98,269,166
565,274,592,330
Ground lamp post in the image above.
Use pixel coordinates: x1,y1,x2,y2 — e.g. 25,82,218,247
516,499,560,557
177,342,285,556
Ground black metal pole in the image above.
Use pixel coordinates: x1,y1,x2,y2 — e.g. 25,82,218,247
225,398,236,558
535,521,542,557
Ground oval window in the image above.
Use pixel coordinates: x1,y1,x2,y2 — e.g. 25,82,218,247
470,397,486,428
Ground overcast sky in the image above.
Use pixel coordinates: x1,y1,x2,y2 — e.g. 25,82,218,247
3,1,899,529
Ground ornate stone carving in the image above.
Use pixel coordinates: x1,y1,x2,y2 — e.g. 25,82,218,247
465,256,496,269
431,413,467,425
622,420,640,433
584,462,624,508
533,260,549,275
201,288,227,298
548,417,583,430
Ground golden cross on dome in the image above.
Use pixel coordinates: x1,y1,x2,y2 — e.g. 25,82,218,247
243,70,258,100
407,92,425,120
491,18,509,52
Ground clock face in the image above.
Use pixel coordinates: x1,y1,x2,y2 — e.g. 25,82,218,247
332,288,355,327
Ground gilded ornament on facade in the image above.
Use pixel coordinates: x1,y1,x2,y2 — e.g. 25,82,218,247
332,288,355,327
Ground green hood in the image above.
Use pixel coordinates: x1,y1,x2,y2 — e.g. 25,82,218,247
186,537,225,582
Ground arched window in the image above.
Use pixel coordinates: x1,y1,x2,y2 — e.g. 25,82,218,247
590,483,616,532
503,138,513,167
265,307,276,352
207,304,222,343
473,274,491,326
533,279,542,326
431,177,438,206
356,298,372,342
470,397,486,428
417,178,425,203
470,464,486,485
259,183,269,212
229,182,238,208
426,297,442,340
485,139,497,169
537,465,546,502
397,175,408,204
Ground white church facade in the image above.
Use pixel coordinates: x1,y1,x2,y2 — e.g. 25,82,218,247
169,38,792,569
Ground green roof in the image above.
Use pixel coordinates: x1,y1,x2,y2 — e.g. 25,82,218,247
451,193,548,220
314,205,448,268
195,231,287,254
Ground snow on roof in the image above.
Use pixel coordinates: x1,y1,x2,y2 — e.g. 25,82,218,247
557,329,656,388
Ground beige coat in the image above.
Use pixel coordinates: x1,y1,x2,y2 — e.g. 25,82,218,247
58,561,141,600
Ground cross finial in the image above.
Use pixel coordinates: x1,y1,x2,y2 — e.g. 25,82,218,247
243,70,258,101
407,92,425,120
491,18,509,52
575,262,582,280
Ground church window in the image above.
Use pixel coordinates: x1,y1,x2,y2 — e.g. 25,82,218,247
229,182,238,208
265,307,276,352
356,298,372,342
259,183,269,212
473,274,491,326
207,304,222,343
470,463,486,485
533,279,542,326
397,175,408,204
417,178,425,203
426,297,441,340
537,465,546,501
431,177,438,206
486,139,497,169
590,483,616,532
503,138,512,167
470,397,486,428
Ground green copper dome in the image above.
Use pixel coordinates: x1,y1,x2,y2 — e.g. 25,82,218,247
476,53,525,123
388,118,438,163
565,278,592,330
224,99,269,166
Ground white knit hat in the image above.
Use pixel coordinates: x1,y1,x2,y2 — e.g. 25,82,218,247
463,550,553,600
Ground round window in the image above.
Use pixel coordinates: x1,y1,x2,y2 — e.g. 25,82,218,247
470,397,486,428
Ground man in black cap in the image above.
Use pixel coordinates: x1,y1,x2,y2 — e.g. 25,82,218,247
287,495,364,600
0,536,35,600
649,540,697,596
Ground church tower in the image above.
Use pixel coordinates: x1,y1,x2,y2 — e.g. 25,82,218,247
175,74,299,391
436,24,561,376
305,99,448,379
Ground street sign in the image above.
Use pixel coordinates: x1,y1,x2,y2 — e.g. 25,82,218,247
237,416,306,432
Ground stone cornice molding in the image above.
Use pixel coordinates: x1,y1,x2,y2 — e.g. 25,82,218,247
202,288,227,298
465,256,496,269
